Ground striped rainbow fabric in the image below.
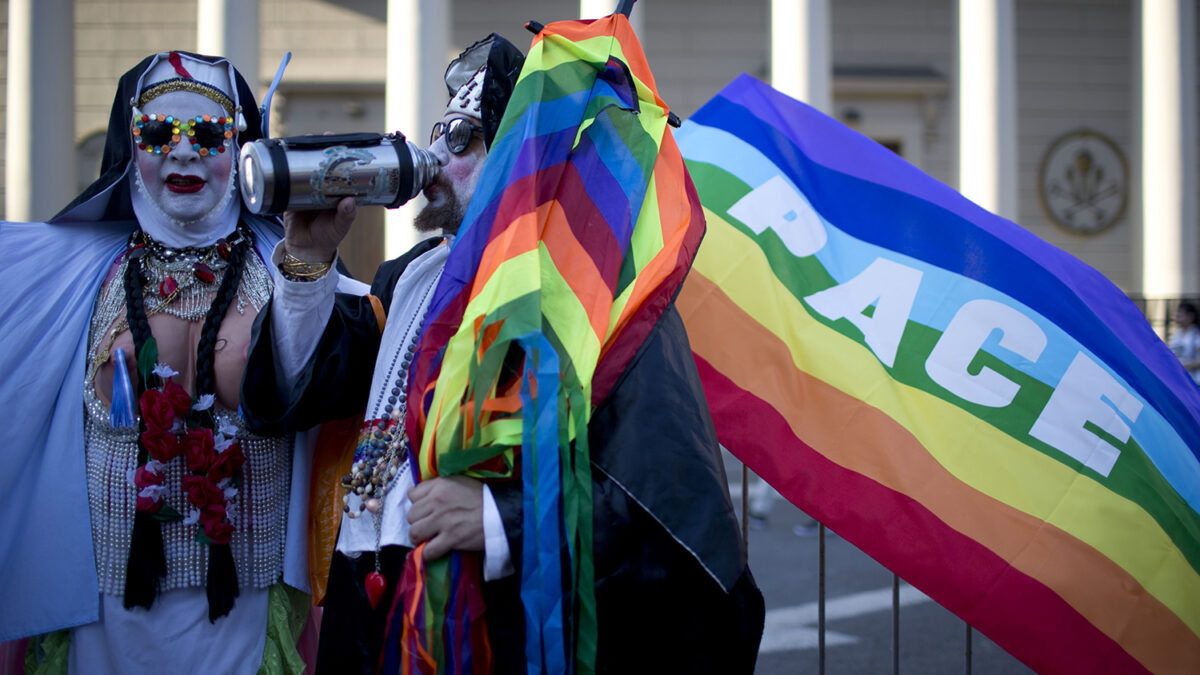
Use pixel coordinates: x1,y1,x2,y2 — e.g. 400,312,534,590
675,73,1200,673
398,14,704,674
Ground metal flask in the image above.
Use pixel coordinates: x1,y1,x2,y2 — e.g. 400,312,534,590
238,131,440,215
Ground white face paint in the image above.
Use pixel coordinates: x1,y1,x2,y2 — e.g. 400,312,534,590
428,114,486,208
133,90,235,224
416,113,487,234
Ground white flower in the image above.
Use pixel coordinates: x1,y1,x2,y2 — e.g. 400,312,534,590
193,394,215,411
182,508,201,526
216,478,238,500
129,460,167,487
152,363,179,379
214,421,239,453
138,484,168,500
170,418,185,434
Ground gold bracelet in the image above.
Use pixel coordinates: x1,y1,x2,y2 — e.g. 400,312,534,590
280,251,333,281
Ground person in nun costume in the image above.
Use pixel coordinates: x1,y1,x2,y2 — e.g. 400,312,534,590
0,50,363,673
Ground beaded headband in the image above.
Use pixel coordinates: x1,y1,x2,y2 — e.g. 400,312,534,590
137,77,236,116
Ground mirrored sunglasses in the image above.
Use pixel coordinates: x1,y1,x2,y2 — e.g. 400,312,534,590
132,112,235,157
430,118,483,155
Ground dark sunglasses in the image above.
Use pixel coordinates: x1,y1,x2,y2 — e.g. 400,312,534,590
132,112,234,157
430,118,483,154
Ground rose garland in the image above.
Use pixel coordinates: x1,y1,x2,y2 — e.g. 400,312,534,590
129,359,245,545
121,228,250,619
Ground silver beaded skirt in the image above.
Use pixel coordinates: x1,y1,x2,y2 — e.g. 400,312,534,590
82,397,292,594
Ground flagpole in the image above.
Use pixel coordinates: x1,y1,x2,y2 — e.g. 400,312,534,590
615,0,635,17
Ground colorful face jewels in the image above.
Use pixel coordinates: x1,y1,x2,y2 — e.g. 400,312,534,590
430,118,483,155
132,112,235,157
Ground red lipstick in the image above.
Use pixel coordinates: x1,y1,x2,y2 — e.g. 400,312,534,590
165,174,205,194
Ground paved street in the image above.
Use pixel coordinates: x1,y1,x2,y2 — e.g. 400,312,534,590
729,466,1034,674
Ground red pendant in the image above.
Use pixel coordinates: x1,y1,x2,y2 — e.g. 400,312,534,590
159,276,177,297
217,239,231,260
365,571,388,610
194,261,215,283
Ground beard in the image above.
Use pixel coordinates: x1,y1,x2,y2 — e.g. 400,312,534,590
414,175,466,235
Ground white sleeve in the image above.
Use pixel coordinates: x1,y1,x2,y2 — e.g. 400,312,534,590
481,485,515,580
268,241,341,394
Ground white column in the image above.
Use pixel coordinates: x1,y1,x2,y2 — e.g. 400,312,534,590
956,0,1017,220
579,0,644,36
6,0,75,222
385,0,450,258
770,0,831,113
1139,0,1198,297
196,0,260,85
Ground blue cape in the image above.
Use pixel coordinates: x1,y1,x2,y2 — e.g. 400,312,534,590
0,210,282,640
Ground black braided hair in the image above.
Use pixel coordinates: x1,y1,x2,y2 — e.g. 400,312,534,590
195,233,250,399
122,248,166,609
123,253,157,396
193,230,251,621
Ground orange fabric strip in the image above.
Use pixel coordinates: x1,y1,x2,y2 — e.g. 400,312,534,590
308,415,363,605
368,294,387,334
480,392,523,413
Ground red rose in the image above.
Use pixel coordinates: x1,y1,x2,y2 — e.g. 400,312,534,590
140,429,180,463
202,518,234,544
133,464,165,488
162,380,193,418
181,474,223,508
182,428,215,474
139,388,176,431
207,442,245,483
136,495,163,513
200,502,227,525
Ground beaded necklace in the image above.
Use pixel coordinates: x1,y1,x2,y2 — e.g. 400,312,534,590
342,318,423,519
343,261,443,516
341,261,442,607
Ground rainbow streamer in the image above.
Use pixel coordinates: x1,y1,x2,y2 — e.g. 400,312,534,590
676,74,1200,673
401,14,704,673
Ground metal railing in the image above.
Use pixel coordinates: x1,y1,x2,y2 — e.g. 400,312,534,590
1128,295,1200,341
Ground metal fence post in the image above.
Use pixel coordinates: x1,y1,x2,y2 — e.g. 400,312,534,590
819,522,826,674
892,573,900,674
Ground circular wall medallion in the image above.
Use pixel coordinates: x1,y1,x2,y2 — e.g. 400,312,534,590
1038,129,1128,234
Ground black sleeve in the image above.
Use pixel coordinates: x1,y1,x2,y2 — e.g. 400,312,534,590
240,237,445,436
240,291,382,436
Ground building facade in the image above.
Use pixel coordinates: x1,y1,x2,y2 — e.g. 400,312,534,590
2,0,1197,303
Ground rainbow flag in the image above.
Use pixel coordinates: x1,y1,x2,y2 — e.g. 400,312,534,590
399,14,704,673
676,73,1200,673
